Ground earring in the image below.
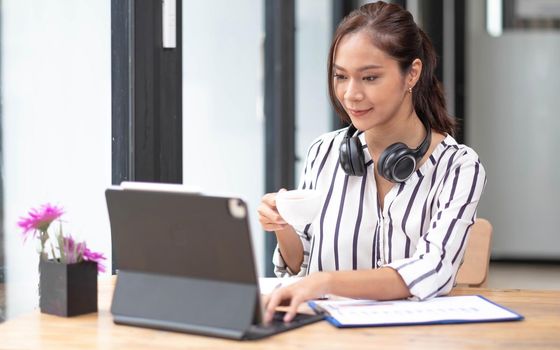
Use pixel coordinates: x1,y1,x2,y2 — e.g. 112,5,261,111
408,87,412,93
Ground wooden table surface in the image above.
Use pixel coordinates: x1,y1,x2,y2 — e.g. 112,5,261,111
0,278,559,350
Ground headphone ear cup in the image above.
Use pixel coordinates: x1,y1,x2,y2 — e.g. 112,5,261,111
378,143,410,182
376,118,432,182
339,138,353,175
338,125,366,177
392,149,416,182
348,136,365,176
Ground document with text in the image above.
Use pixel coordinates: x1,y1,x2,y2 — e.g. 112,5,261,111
308,295,523,328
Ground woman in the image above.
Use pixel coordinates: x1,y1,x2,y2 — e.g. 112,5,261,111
258,1,486,323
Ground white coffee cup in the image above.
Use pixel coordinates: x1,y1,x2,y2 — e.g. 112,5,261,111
275,189,323,226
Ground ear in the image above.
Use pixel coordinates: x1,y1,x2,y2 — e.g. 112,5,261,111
407,58,422,89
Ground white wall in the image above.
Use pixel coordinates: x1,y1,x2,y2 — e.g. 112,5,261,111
181,1,337,276
295,0,333,177
182,1,265,274
2,0,111,318
466,0,560,258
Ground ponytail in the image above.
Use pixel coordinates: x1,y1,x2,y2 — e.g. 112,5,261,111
414,28,456,136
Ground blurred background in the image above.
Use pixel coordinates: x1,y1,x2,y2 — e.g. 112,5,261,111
1,0,559,322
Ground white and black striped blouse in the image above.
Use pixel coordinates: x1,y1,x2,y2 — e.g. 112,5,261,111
273,128,487,300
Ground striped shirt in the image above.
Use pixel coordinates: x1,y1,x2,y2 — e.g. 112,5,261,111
273,128,487,300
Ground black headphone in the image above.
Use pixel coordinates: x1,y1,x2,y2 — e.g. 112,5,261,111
339,117,432,182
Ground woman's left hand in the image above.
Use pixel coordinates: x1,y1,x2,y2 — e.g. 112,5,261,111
263,272,333,323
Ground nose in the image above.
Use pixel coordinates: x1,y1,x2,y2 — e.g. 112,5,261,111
344,79,364,102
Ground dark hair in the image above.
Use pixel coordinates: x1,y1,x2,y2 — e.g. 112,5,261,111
327,1,456,136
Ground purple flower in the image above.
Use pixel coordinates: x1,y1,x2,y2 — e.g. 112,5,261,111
61,234,106,273
61,234,79,264
18,203,107,273
17,203,64,241
83,247,107,273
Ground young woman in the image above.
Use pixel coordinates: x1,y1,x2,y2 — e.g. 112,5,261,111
258,1,486,322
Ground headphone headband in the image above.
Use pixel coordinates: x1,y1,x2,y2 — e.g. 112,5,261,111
413,116,432,160
339,116,432,182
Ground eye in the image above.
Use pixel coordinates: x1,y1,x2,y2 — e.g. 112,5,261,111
333,73,347,80
363,76,378,82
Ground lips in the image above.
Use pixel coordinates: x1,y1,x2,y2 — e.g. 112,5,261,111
347,107,372,117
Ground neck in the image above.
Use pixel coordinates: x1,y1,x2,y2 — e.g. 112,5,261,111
365,108,426,158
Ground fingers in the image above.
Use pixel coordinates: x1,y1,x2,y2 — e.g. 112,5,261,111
262,293,270,307
264,288,285,323
262,192,279,208
263,224,289,232
258,205,288,231
264,274,327,323
258,192,288,231
284,295,303,322
264,286,305,324
257,204,287,225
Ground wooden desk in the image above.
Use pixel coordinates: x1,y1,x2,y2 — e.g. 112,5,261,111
0,278,559,349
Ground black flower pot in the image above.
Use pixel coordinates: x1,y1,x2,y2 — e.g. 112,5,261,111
39,260,98,317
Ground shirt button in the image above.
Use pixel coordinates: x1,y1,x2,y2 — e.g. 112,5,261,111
377,259,383,267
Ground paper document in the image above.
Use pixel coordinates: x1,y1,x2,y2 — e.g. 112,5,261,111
309,295,523,328
258,277,302,295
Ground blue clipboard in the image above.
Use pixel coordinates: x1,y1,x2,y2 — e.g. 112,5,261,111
308,295,524,328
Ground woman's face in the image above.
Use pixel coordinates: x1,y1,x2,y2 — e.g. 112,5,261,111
333,30,410,131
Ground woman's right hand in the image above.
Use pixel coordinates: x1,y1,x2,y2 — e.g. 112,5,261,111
257,189,289,232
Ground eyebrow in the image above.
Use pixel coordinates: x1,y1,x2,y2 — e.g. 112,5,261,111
333,64,383,72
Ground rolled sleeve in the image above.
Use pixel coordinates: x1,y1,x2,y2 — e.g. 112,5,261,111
387,159,487,300
272,223,311,277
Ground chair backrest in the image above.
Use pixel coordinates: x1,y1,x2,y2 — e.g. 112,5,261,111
455,218,493,287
